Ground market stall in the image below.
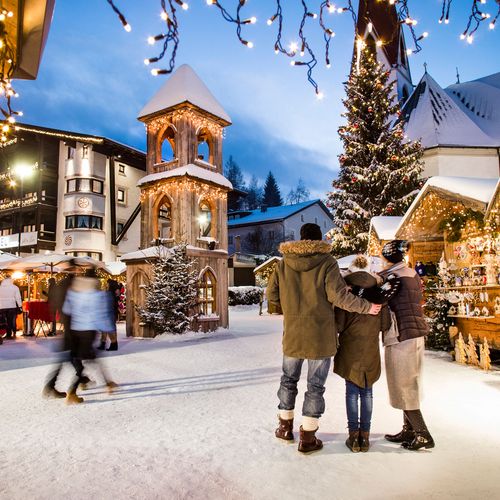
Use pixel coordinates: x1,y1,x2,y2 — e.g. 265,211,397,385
395,176,500,349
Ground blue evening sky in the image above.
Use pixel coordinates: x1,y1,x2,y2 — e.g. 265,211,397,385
15,0,500,198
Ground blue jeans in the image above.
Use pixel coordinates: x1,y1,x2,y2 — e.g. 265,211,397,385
278,355,331,418
345,380,373,432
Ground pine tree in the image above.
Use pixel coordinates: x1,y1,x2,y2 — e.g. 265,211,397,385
466,335,479,366
327,45,424,257
454,332,467,364
246,175,262,210
137,244,199,335
225,156,246,211
262,171,283,207
287,178,311,205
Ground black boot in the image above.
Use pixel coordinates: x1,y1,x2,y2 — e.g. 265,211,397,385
106,342,118,351
97,341,106,350
345,431,360,452
402,431,435,450
385,412,415,443
402,410,434,451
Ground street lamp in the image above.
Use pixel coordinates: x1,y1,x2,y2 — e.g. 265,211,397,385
12,163,36,255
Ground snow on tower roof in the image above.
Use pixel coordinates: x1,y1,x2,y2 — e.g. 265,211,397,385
400,72,498,148
396,176,498,237
446,72,500,142
138,64,231,124
370,216,403,240
137,164,233,190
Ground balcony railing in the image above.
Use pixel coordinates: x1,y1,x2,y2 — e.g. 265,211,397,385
153,159,179,173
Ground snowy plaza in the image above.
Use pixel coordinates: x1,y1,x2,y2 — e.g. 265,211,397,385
1,306,499,500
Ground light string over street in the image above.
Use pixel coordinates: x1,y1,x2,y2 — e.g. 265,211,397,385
105,0,499,97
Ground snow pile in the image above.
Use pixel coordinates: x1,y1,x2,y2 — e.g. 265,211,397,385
228,286,263,305
0,307,499,499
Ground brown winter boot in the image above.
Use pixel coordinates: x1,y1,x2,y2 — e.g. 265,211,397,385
66,390,84,405
298,426,323,454
345,431,360,452
359,431,370,452
275,417,294,441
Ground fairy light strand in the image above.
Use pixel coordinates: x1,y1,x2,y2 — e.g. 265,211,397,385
105,0,500,95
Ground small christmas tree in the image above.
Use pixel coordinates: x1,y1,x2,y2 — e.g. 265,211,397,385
479,338,491,371
466,334,479,366
424,277,451,350
137,244,199,335
454,332,467,364
327,45,423,256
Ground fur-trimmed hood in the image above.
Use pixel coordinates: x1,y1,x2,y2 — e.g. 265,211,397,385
279,240,333,273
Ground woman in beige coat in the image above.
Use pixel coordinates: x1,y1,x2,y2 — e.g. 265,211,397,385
380,240,435,451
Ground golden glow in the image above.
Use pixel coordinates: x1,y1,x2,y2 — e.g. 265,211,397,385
12,271,25,280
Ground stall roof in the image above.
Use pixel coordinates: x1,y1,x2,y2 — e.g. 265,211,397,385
370,216,403,241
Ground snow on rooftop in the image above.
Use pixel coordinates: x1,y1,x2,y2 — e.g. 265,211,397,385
370,216,403,240
446,72,500,142
137,164,233,190
138,64,231,124
401,72,498,148
121,245,174,262
397,176,498,234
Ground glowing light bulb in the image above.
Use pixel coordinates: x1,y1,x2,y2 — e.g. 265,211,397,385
267,19,273,25
368,22,373,32
376,40,383,47
316,91,324,100
249,16,257,23
151,68,160,76
2,125,9,132
328,5,335,13
444,18,449,24
181,2,189,10
460,33,466,39
148,36,155,45
406,48,413,55
160,11,168,20
17,111,22,116
467,34,473,44
246,41,254,48
422,31,429,38
124,23,131,32
337,7,343,13
206,0,215,4
326,63,331,68
144,58,150,65
7,116,15,123
489,22,495,29
289,41,298,52
290,61,296,66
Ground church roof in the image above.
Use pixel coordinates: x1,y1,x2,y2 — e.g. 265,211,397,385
400,72,498,148
446,72,500,142
138,64,231,124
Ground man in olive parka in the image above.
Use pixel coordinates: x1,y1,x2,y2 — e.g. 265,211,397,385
267,223,381,453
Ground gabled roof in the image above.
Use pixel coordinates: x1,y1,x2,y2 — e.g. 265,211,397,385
228,199,332,228
138,64,231,124
400,72,498,148
396,176,498,238
446,72,500,142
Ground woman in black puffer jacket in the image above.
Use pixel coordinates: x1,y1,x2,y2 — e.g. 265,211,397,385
379,240,435,451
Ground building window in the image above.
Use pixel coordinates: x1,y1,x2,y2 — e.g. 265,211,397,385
82,145,89,159
268,230,275,239
67,146,75,159
23,224,36,232
324,221,327,228
315,217,318,224
301,214,304,222
228,235,234,245
117,188,126,204
65,215,103,230
199,269,216,316
198,200,212,238
157,199,172,239
65,251,103,260
118,164,126,175
0,228,12,235
117,222,124,234
67,178,103,194
290,230,295,240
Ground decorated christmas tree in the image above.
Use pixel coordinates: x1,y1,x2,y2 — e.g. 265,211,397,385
137,244,199,335
424,277,451,350
327,45,423,256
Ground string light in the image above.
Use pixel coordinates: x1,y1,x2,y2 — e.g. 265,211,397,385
103,0,500,96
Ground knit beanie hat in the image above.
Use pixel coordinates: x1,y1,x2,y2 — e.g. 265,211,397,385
347,254,370,274
382,240,408,264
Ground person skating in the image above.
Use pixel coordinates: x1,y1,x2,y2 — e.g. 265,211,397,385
379,240,435,451
333,255,397,452
267,223,382,454
0,273,22,340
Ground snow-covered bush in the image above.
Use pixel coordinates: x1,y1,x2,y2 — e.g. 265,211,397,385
228,286,263,306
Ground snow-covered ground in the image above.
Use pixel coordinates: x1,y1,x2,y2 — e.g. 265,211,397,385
1,306,499,500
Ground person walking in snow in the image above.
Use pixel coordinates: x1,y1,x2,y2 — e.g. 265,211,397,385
0,273,22,340
379,240,435,451
333,255,397,453
62,263,117,404
267,223,382,454
97,279,120,351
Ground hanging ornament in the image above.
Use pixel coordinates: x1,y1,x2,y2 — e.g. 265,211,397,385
351,177,357,183
391,155,398,161
368,106,373,113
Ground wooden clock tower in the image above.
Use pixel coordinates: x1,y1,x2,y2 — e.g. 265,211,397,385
123,65,232,336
